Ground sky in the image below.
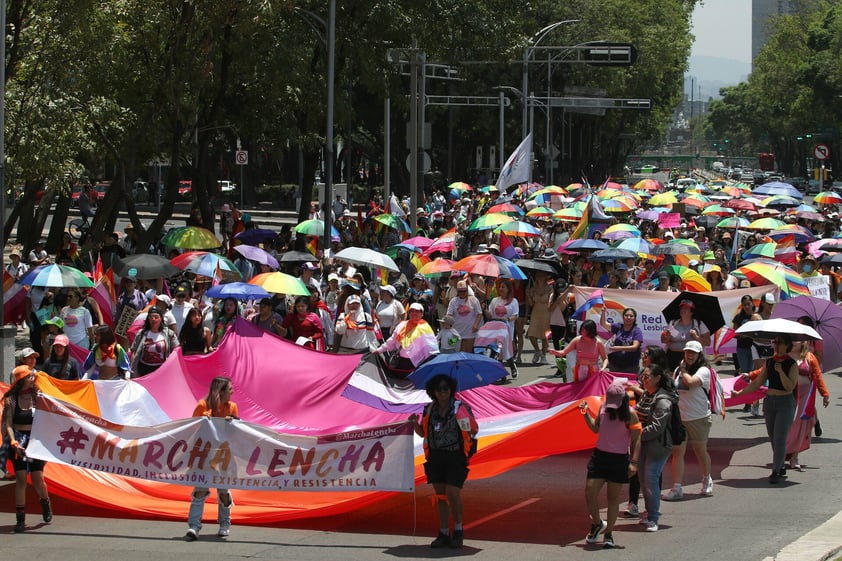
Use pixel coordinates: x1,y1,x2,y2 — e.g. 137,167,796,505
690,0,752,63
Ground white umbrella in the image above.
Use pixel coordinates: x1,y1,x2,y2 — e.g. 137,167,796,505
735,318,822,342
334,247,399,272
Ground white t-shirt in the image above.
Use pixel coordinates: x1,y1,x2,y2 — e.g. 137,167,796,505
171,301,195,334
675,364,711,421
61,305,93,348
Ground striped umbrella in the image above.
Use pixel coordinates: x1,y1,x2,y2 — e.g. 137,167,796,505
494,220,542,238
701,204,735,216
524,206,555,219
602,224,641,240
634,178,662,192
769,224,816,243
248,272,310,295
487,203,525,216
649,192,679,206
553,207,584,222
452,254,526,279
423,228,457,255
661,265,711,292
742,242,777,260
448,181,472,192
468,213,514,231
614,237,655,257
170,251,242,280
733,259,810,299
417,257,456,278
294,219,340,238
18,264,94,288
372,213,411,234
814,191,842,205
747,217,785,230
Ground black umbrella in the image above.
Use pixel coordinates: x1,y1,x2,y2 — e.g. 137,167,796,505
515,258,560,277
661,291,725,334
234,228,278,245
589,248,637,263
279,250,319,263
114,254,181,280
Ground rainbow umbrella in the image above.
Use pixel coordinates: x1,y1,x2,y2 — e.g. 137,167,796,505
814,191,842,205
525,206,554,219
601,198,636,213
747,217,786,230
18,264,94,288
160,226,221,249
762,195,801,208
294,219,340,238
372,213,411,234
721,185,749,198
477,184,499,194
529,193,566,210
702,204,735,216
170,251,242,280
417,257,456,278
661,265,711,292
448,181,472,192
733,259,810,299
602,224,641,240
682,197,709,210
597,188,627,199
487,203,525,216
452,254,526,279
614,237,655,257
494,220,542,238
742,242,777,260
769,224,816,243
400,236,435,250
468,212,514,231
529,185,567,198
649,192,679,206
384,246,430,270
205,282,270,301
553,207,583,221
634,178,662,191
248,272,310,295
424,227,457,255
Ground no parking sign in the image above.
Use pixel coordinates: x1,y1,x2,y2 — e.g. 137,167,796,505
235,150,248,165
814,144,830,160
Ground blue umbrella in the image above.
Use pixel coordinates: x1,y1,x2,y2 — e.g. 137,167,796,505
752,181,803,199
205,282,270,300
408,352,508,391
234,228,278,245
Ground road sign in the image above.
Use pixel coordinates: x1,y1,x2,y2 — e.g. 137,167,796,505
235,150,248,165
814,144,830,160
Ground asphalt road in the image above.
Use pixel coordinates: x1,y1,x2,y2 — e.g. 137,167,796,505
2,350,842,561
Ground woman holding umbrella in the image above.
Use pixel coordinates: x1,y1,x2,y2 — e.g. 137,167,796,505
785,332,830,471
408,374,478,549
733,334,798,483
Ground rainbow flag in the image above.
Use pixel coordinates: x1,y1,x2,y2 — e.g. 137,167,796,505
775,234,798,265
571,289,604,320
306,236,319,256
570,198,591,240
2,270,27,325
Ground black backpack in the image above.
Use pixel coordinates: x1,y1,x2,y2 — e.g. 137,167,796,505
659,396,686,446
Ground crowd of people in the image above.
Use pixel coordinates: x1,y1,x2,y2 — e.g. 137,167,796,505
2,176,838,544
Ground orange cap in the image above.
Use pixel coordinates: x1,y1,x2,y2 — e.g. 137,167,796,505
12,365,34,383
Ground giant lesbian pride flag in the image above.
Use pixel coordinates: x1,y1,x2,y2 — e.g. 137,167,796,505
5,317,761,524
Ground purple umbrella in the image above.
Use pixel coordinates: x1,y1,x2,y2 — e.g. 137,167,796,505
234,228,278,245
772,295,842,371
233,245,279,268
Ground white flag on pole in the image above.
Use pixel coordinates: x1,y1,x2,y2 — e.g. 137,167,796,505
496,133,532,192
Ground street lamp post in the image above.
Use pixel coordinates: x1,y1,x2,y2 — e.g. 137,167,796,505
323,0,336,253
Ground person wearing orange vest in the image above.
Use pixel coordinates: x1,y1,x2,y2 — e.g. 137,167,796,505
409,374,478,549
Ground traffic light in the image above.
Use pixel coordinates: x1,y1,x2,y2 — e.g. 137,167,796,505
796,135,804,141
805,133,813,139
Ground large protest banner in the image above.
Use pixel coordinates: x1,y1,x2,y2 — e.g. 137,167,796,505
27,394,416,492
572,286,778,354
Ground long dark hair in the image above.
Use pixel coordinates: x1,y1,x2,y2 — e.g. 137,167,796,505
204,376,232,414
647,364,675,392
684,348,709,375
605,394,631,423
425,374,458,399
645,345,669,370
179,307,205,346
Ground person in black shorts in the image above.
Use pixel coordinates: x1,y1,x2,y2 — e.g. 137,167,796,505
409,374,478,549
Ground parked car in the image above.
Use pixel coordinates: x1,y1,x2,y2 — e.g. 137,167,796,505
217,180,237,194
806,180,822,195
178,180,193,200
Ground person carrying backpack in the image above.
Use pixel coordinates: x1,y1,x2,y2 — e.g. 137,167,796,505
409,374,478,549
635,364,678,533
663,340,714,502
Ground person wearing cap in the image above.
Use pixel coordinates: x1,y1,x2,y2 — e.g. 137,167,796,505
335,294,375,353
171,283,195,334
299,262,322,297
662,340,714,502
798,254,819,278
153,294,179,332
661,299,711,370
703,264,725,291
436,315,461,354
251,298,285,337
484,279,519,379
446,280,483,353
6,246,28,279
651,269,678,292
41,334,82,380
579,380,641,548
39,316,65,360
130,307,179,376
60,288,94,350
614,264,636,290
4,366,53,532
406,273,433,320
373,285,405,339
372,302,436,370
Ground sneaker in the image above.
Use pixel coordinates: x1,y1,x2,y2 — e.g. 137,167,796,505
430,532,450,548
602,532,616,549
750,402,761,417
510,364,519,379
218,526,230,538
644,520,659,532
662,485,683,501
623,503,640,518
531,353,541,364
450,529,464,548
769,471,782,484
538,354,548,365
585,519,607,544
638,516,650,525
185,528,198,542
702,475,713,497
